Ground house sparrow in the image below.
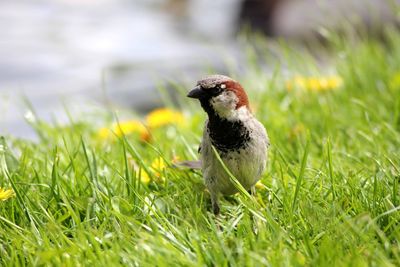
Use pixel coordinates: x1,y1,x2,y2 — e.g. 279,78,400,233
187,74,269,215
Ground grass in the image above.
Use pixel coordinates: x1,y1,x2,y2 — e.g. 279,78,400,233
1,30,400,266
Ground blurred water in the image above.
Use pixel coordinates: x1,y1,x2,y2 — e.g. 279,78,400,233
1,0,398,139
0,0,241,139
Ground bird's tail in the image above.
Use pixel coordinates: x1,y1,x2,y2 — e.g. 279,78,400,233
173,160,202,170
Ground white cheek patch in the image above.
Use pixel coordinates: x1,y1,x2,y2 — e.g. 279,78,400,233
210,91,238,118
235,106,252,121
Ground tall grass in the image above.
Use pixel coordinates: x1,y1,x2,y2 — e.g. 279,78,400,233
1,30,400,266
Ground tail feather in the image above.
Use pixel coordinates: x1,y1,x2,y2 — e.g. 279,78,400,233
174,160,202,170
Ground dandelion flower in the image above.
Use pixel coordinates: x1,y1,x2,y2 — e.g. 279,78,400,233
151,157,167,172
129,157,152,185
98,120,150,142
139,169,151,185
150,157,168,183
98,127,111,140
326,76,342,89
286,75,342,92
0,187,15,201
97,108,183,142
146,108,184,128
255,181,265,190
136,157,175,185
114,120,148,137
307,78,322,91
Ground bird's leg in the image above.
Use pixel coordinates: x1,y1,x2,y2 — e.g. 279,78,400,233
251,186,256,197
210,191,220,215
248,185,258,234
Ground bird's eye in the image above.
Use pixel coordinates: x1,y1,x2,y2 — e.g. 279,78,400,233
217,88,224,94
209,86,223,97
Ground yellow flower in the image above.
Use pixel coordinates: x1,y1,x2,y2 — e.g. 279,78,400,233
150,157,168,183
286,75,342,92
255,181,265,190
146,108,184,128
98,120,150,142
326,76,342,89
138,156,178,185
98,127,111,140
139,169,151,185
307,78,321,91
131,157,172,185
114,120,148,137
97,108,184,142
0,187,15,201
128,156,151,185
151,157,167,172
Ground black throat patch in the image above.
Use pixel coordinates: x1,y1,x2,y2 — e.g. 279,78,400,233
207,118,250,153
200,99,251,153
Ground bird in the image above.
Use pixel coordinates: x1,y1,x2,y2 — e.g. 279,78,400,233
187,74,269,215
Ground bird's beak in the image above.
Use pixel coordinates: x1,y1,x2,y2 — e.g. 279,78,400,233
187,85,204,99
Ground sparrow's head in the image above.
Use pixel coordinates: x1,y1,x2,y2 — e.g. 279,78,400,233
187,74,250,118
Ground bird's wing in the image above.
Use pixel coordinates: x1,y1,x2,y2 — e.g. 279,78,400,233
198,119,209,154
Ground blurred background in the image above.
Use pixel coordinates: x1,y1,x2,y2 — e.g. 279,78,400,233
0,0,399,139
